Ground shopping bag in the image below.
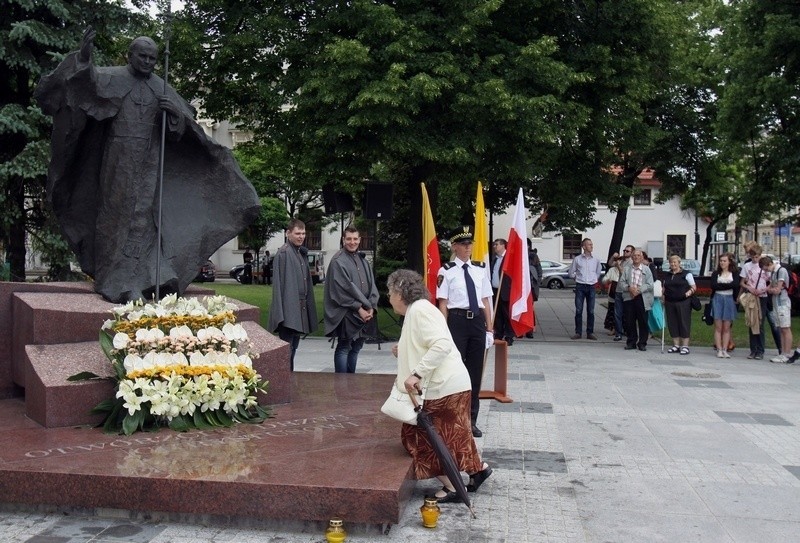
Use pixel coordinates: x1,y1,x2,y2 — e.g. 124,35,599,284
648,298,665,333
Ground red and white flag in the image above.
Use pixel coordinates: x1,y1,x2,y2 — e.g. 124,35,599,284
502,188,535,336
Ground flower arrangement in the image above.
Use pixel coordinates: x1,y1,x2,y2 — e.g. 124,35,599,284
73,294,269,435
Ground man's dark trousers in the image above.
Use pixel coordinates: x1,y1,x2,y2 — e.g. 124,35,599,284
574,283,596,335
623,296,649,348
448,311,485,424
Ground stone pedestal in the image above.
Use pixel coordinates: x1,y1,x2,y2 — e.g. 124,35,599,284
1,282,290,427
0,373,414,525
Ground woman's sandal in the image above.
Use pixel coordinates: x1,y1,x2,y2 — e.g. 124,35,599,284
466,465,493,493
434,487,462,503
667,346,680,354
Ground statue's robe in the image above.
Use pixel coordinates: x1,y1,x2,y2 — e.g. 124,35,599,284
35,52,260,302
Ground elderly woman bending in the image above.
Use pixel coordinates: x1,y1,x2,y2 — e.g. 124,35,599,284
387,269,492,503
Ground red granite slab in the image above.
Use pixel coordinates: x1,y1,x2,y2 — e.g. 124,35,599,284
0,282,219,397
24,342,114,428
0,282,94,398
0,373,415,525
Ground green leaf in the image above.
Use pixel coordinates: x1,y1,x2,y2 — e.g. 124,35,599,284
193,409,214,430
122,409,144,436
215,409,233,427
102,401,124,433
168,414,192,432
99,330,115,360
91,398,116,414
67,371,102,382
203,411,221,426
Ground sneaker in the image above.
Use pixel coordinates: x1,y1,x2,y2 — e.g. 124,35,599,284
754,353,763,360
770,355,789,364
613,335,622,341
723,351,731,359
716,350,724,358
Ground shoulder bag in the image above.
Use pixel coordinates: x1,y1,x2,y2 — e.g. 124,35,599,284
381,381,424,425
702,298,714,325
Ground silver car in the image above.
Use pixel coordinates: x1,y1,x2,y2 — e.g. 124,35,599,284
540,259,576,289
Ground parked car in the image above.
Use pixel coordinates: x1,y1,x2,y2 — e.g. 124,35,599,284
229,263,253,284
540,260,575,290
660,258,702,277
194,260,216,282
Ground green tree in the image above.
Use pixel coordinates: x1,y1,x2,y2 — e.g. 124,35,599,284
0,0,145,281
716,0,800,222
169,0,586,269
537,0,719,262
167,0,728,270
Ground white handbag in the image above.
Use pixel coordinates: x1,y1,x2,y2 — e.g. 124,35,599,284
653,279,663,298
380,383,424,425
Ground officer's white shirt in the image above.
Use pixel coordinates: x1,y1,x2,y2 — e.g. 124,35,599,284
436,256,493,309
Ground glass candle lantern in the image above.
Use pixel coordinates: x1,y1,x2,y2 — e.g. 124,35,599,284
420,497,441,528
325,518,347,543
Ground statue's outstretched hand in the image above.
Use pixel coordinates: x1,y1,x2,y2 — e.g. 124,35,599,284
79,27,96,63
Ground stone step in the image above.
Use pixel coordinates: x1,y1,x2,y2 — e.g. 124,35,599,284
0,373,413,526
9,287,258,389
24,322,290,428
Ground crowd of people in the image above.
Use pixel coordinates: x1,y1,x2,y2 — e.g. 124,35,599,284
265,217,799,510
598,241,799,363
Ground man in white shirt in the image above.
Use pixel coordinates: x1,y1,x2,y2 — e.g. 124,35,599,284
568,238,603,340
437,226,493,437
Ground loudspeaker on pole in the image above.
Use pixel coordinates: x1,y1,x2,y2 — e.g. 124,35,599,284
322,184,355,214
363,182,393,220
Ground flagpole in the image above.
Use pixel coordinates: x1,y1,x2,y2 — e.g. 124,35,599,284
155,0,173,300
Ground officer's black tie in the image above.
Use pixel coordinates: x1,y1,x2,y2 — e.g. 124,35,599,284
463,263,479,313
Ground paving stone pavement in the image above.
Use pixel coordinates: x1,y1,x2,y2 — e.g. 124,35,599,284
2,289,800,542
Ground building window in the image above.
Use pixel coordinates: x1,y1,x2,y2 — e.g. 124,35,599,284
304,230,322,250
562,233,582,260
666,235,686,258
633,189,651,206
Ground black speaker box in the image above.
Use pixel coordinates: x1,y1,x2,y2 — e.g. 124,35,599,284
363,183,393,220
322,185,354,214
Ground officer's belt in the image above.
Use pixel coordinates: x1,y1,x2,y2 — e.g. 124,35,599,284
449,308,481,319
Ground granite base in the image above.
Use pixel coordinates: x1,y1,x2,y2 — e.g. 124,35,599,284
0,373,414,526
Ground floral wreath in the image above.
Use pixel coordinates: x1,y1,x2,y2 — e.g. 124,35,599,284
71,294,270,435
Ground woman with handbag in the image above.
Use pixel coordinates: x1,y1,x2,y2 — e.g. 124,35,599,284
386,269,492,503
739,243,780,360
710,253,740,358
663,255,696,355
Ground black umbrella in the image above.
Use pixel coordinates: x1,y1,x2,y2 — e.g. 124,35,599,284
411,393,477,519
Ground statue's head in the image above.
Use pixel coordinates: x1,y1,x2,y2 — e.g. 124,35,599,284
127,37,158,77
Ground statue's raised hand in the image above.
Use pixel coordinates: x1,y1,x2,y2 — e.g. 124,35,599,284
79,27,96,63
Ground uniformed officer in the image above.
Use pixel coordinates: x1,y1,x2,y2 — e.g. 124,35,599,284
436,226,494,437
